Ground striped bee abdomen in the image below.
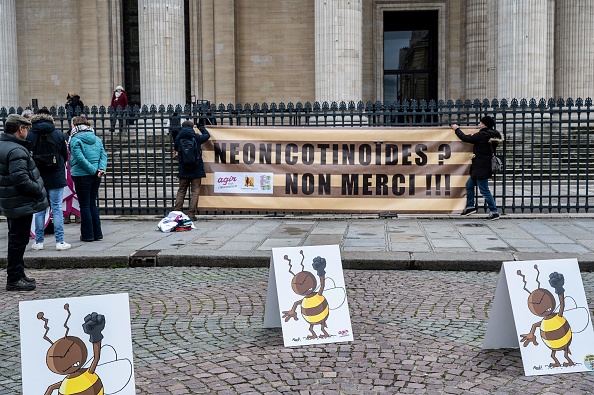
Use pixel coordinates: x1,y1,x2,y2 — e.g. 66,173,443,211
301,294,329,324
540,314,572,350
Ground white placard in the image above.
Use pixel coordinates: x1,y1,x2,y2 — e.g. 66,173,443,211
484,259,594,376
264,245,354,347
214,172,273,194
19,293,135,395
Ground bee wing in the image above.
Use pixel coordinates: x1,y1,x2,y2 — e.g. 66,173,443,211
96,358,134,395
83,344,118,368
564,306,592,334
324,286,347,311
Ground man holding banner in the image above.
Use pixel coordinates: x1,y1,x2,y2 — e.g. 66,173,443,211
451,116,503,220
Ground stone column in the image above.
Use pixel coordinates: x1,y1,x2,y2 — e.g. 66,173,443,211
464,0,488,100
0,0,19,108
555,3,594,100
497,0,548,101
138,0,185,106
315,0,362,103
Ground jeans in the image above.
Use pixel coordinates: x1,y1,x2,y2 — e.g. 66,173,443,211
173,178,202,215
73,175,103,241
465,178,498,213
7,214,33,283
35,188,65,243
110,114,125,132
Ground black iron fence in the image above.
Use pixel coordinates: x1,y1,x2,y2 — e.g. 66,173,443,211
1,98,592,214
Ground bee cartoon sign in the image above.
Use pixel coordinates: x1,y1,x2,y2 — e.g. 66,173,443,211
19,293,135,395
264,245,354,347
483,259,594,376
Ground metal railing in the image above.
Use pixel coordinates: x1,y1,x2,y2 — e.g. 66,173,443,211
1,97,592,214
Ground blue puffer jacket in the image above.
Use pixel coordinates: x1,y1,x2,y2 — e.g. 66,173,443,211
0,133,48,218
174,125,210,179
69,127,108,176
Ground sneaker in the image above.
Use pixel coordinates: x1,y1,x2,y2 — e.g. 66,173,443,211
22,275,36,284
488,213,500,221
461,207,477,216
6,278,36,291
31,242,43,250
56,242,72,251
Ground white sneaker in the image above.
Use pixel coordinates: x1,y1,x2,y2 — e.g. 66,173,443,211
31,242,43,250
56,242,72,251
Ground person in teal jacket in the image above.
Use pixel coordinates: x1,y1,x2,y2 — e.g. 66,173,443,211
68,115,108,242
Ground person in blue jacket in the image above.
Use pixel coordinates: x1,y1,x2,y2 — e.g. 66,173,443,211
173,120,210,220
69,115,108,241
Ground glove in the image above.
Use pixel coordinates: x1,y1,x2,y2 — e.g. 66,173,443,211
82,312,106,343
312,256,326,276
549,272,565,294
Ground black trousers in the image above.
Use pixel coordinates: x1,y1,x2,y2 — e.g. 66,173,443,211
7,214,33,283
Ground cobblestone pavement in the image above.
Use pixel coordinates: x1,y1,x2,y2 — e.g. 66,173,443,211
1,267,593,394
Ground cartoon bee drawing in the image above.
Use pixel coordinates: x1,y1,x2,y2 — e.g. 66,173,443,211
37,303,133,395
281,250,346,340
517,264,591,368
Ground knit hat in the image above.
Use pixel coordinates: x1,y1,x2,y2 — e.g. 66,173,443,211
115,86,124,91
6,114,32,126
480,116,496,129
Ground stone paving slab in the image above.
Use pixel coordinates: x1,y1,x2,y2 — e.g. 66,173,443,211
1,268,593,394
1,215,594,272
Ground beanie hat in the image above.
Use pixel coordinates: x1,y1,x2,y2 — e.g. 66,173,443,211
6,114,32,126
480,116,496,129
115,86,124,91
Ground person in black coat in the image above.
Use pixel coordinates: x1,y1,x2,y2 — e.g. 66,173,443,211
451,116,503,220
26,108,71,251
0,114,48,291
172,120,210,220
65,92,84,117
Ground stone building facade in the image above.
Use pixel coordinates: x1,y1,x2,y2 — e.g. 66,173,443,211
1,0,592,109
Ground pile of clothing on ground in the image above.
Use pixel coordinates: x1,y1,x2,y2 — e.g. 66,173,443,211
156,211,196,232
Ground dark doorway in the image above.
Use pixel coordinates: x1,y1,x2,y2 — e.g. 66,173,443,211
383,11,438,103
122,0,140,107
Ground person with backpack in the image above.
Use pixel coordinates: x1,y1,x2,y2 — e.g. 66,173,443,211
451,116,503,220
69,115,108,242
173,120,210,220
26,108,71,250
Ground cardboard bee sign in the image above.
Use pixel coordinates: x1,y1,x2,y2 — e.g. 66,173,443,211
19,293,135,395
483,259,594,376
264,245,354,347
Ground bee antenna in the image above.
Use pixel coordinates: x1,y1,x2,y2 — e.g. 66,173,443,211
36,312,54,345
63,303,71,337
299,250,305,271
516,270,531,294
534,264,541,288
284,254,295,276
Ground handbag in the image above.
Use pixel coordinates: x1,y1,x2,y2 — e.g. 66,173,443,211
490,143,503,174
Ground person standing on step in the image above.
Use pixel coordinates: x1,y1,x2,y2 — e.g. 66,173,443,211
0,114,48,291
27,108,71,251
110,85,129,133
451,116,503,220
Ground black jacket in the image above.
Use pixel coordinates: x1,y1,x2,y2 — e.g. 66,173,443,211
174,125,210,179
455,126,503,179
26,114,69,190
66,95,84,114
0,133,48,218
